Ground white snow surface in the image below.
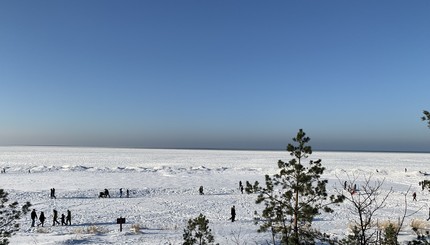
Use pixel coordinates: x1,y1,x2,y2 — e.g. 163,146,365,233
1,146,430,244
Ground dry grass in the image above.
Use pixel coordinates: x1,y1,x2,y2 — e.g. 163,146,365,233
35,227,51,233
377,220,400,231
347,221,376,232
130,223,141,234
411,219,430,230
73,225,109,234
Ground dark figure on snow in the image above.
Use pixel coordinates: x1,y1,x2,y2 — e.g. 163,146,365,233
344,181,347,190
31,209,37,227
61,213,66,226
230,205,236,222
413,192,417,201
120,188,123,198
66,210,71,225
240,185,244,194
38,212,46,227
126,189,129,198
52,209,60,226
104,189,110,198
50,188,56,199
199,186,204,195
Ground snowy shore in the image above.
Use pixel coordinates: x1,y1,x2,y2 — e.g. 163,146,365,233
1,147,430,244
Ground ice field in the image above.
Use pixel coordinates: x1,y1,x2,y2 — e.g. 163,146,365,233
1,146,430,244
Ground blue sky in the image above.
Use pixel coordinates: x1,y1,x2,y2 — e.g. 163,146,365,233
0,1,429,152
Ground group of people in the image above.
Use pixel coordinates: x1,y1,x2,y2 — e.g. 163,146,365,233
50,188,56,199
119,188,130,198
343,181,358,194
36,183,237,229
99,188,111,198
99,188,131,198
31,209,71,227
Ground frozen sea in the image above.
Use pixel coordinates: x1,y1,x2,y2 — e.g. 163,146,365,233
1,146,430,244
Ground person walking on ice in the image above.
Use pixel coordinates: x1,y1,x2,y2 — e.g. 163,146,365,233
30,209,37,227
51,188,56,199
230,205,236,222
61,213,66,226
38,212,46,227
66,209,71,225
52,209,60,226
413,192,417,201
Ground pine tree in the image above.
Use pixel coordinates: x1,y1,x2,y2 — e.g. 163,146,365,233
0,189,31,245
255,129,344,244
422,110,430,128
183,213,218,245
382,223,398,245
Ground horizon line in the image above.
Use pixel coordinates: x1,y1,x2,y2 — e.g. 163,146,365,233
0,144,429,154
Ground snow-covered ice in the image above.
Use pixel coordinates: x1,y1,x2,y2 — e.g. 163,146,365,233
1,146,430,244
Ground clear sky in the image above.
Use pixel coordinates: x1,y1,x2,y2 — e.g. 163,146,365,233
0,1,429,152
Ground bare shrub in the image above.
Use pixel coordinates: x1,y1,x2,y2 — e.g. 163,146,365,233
336,173,393,245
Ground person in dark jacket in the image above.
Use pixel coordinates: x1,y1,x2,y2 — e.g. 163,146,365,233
66,209,71,225
38,212,46,227
230,205,236,222
31,209,37,227
104,189,110,198
50,188,56,199
61,213,66,226
52,209,60,226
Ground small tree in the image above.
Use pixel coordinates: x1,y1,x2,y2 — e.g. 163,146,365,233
0,189,31,245
382,223,398,245
255,129,345,244
183,213,218,245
